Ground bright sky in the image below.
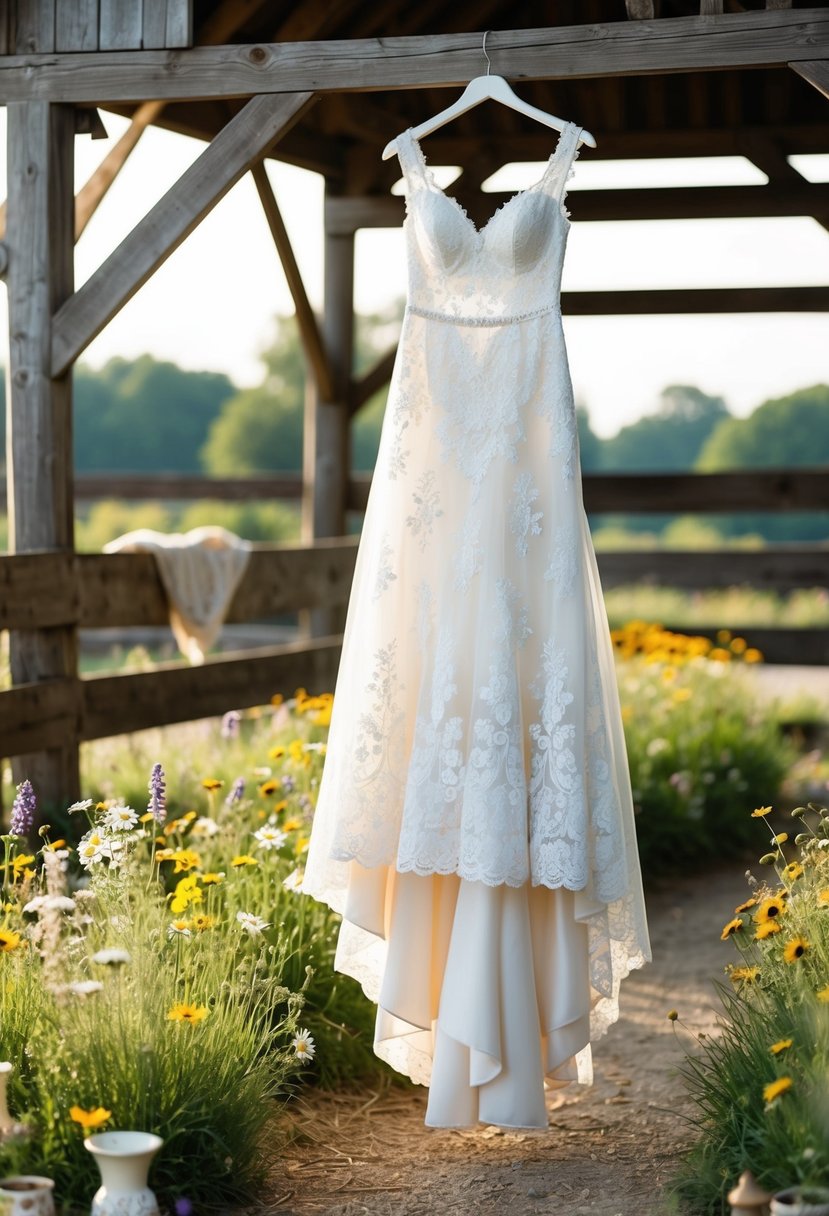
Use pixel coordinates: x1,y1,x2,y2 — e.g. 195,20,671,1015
1,107,827,438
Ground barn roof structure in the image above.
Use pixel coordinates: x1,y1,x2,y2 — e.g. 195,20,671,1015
1,0,828,814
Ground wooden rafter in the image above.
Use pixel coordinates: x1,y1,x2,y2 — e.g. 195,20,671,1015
324,182,829,233
791,58,829,101
251,161,334,401
50,91,316,377
349,347,398,417
2,10,829,103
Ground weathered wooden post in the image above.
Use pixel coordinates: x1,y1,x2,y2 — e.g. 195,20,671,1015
5,100,81,813
301,183,355,641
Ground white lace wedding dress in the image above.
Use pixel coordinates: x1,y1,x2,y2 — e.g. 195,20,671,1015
300,119,651,1128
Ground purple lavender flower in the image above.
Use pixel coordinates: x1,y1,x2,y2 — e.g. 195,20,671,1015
147,763,166,824
10,780,36,836
225,777,245,809
174,1200,193,1216
221,710,241,740
282,774,295,793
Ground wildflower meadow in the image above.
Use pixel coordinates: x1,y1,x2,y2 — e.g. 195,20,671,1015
674,801,829,1212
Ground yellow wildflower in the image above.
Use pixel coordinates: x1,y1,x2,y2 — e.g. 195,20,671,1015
709,648,732,662
259,780,280,797
817,985,829,1003
231,855,258,868
672,688,692,703
752,806,772,818
270,693,284,707
772,833,788,845
755,921,782,941
721,918,744,941
730,637,747,655
728,965,761,985
763,1076,792,1104
754,897,786,924
782,862,804,883
201,778,223,792
770,1039,793,1055
190,914,215,933
268,745,286,760
70,1106,112,1130
0,929,22,953
167,1002,208,1025
783,937,810,964
734,898,758,914
169,875,202,915
169,849,201,874
744,648,763,663
200,872,225,885
295,836,310,856
12,855,36,872
283,816,303,832
818,889,829,908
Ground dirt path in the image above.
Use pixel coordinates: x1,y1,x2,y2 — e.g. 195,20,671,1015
266,862,752,1216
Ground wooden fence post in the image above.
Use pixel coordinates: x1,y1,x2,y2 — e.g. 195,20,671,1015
301,183,354,644
5,100,81,816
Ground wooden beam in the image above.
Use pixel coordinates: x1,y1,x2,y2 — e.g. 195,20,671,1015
598,548,829,593
250,161,334,401
325,182,829,233
50,91,316,377
80,636,344,740
302,199,354,638
5,100,81,810
561,286,829,314
55,1,97,51
791,59,829,101
349,347,397,416
2,10,829,103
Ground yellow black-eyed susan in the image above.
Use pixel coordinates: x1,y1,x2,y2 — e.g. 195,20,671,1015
783,936,810,964
721,918,744,941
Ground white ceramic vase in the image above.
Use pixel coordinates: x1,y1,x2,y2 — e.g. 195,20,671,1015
84,1131,163,1216
0,1064,13,1135
0,1177,55,1216
771,1190,829,1216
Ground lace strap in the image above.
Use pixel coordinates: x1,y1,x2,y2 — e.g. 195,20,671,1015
547,121,584,219
394,128,431,192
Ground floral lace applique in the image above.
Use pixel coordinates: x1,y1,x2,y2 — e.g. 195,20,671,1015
544,521,578,599
406,469,444,550
453,509,483,591
372,532,397,601
509,471,543,557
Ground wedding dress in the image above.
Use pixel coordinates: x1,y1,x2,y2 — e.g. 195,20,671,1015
300,120,651,1128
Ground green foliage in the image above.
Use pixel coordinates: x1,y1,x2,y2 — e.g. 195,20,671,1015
74,356,235,473
695,384,829,542
673,816,829,1212
603,385,730,472
617,652,796,871
74,499,300,552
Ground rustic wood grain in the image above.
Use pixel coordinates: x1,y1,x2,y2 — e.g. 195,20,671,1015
55,0,97,51
1,10,829,103
50,90,316,376
5,99,80,807
98,0,142,50
80,635,344,739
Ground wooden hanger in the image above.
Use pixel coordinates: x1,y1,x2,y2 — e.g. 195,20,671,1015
381,30,596,160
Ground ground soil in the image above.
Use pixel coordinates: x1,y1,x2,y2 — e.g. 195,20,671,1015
261,862,755,1216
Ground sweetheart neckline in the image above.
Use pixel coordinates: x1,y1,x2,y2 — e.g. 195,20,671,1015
404,121,576,240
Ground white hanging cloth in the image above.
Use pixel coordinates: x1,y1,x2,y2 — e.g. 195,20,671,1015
103,526,252,664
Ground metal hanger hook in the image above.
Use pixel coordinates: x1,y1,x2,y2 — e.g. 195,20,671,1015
482,29,492,76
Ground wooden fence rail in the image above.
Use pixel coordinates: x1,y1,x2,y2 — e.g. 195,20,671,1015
3,465,829,513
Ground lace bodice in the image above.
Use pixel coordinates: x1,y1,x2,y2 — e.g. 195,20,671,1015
396,121,583,324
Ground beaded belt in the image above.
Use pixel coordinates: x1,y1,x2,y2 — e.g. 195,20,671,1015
405,301,562,327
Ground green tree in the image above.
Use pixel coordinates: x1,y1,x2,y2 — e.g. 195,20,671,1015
602,384,730,472
695,383,829,541
74,355,235,472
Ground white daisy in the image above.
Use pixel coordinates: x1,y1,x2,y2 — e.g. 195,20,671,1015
77,838,108,869
91,948,132,967
67,799,94,814
68,980,104,997
190,817,220,839
167,920,192,940
254,826,288,851
104,805,139,831
236,911,270,936
292,1028,316,1062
